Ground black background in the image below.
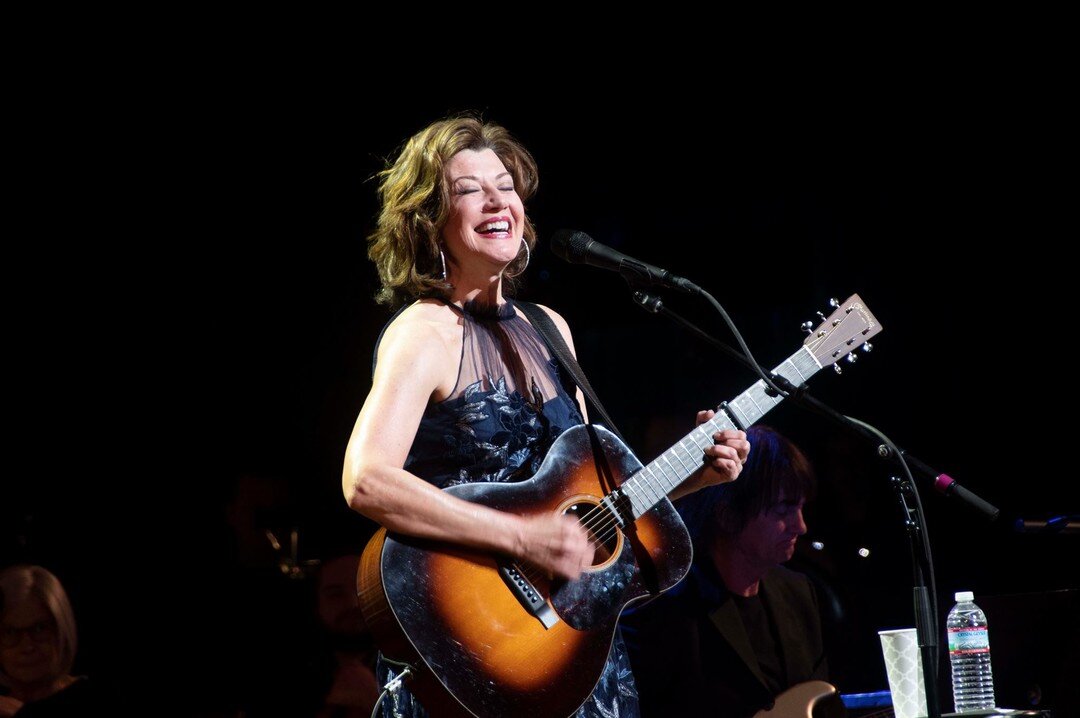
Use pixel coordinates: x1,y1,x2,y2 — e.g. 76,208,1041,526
3,62,1077,716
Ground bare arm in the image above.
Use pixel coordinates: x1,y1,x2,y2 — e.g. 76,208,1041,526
342,306,591,579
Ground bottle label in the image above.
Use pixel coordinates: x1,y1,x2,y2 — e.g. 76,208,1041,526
948,626,989,653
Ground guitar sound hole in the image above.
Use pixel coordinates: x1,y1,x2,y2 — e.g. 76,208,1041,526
564,502,619,565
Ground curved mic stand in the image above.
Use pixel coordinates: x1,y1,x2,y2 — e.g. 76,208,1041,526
629,286,1002,718
889,472,943,718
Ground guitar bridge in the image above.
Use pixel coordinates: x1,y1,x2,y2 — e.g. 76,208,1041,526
497,561,559,629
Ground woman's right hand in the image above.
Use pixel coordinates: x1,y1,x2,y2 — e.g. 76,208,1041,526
514,513,594,581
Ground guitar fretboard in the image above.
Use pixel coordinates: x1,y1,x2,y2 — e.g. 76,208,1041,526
621,346,822,519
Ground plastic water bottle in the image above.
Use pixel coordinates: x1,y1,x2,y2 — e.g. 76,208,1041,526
947,590,996,712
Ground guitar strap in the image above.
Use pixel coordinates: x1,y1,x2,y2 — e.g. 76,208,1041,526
514,301,626,444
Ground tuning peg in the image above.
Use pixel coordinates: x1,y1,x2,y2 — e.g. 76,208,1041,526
817,311,827,323
861,342,873,353
833,364,843,375
829,297,840,308
800,320,815,333
846,353,858,364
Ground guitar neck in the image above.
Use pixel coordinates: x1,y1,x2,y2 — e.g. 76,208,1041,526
621,346,822,520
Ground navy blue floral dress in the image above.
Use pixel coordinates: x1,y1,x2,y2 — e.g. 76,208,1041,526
374,299,639,718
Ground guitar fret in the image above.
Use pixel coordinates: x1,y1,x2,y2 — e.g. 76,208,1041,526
670,443,696,473
669,452,694,486
746,388,766,416
657,454,678,487
626,347,827,520
655,455,676,487
683,438,705,466
709,413,735,433
644,463,666,498
685,428,713,465
727,400,752,429
792,347,819,376
644,466,666,501
624,474,654,517
734,392,763,424
692,425,714,446
635,468,660,500
783,358,806,383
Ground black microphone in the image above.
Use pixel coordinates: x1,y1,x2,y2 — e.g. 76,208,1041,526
550,230,698,294
933,473,1001,522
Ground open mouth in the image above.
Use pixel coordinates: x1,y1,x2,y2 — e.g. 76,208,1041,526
475,219,511,236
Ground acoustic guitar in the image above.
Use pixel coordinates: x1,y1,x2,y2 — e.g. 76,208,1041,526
358,295,882,717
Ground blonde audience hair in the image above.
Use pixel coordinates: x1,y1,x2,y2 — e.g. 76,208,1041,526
0,565,78,685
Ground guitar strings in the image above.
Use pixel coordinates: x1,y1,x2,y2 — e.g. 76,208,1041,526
515,420,726,587
573,419,722,541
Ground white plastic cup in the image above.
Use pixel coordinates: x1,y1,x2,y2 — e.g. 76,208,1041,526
878,628,928,718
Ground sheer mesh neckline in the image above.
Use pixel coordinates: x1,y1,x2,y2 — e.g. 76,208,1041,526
437,296,563,406
458,298,517,321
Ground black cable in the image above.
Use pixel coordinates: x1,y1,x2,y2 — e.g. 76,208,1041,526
688,283,789,398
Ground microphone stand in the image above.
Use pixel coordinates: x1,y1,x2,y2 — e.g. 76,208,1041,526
628,287,1007,718
890,475,943,718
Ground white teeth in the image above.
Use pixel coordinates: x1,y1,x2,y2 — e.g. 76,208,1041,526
476,220,510,233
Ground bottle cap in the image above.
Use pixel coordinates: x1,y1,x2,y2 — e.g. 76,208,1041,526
955,590,974,602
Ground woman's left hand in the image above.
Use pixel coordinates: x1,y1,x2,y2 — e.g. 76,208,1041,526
670,410,750,499
698,409,749,483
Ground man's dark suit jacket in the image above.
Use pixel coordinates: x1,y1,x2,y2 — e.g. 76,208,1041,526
622,563,829,718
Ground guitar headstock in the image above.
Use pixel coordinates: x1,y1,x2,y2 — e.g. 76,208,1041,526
803,294,883,370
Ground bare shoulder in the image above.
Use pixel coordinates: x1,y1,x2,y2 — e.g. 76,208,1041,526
374,301,462,391
379,300,460,352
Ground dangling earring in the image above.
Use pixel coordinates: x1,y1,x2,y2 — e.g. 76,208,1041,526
439,248,448,280
504,238,530,278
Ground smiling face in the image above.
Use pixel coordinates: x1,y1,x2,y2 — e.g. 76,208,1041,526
0,596,62,688
441,148,526,282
